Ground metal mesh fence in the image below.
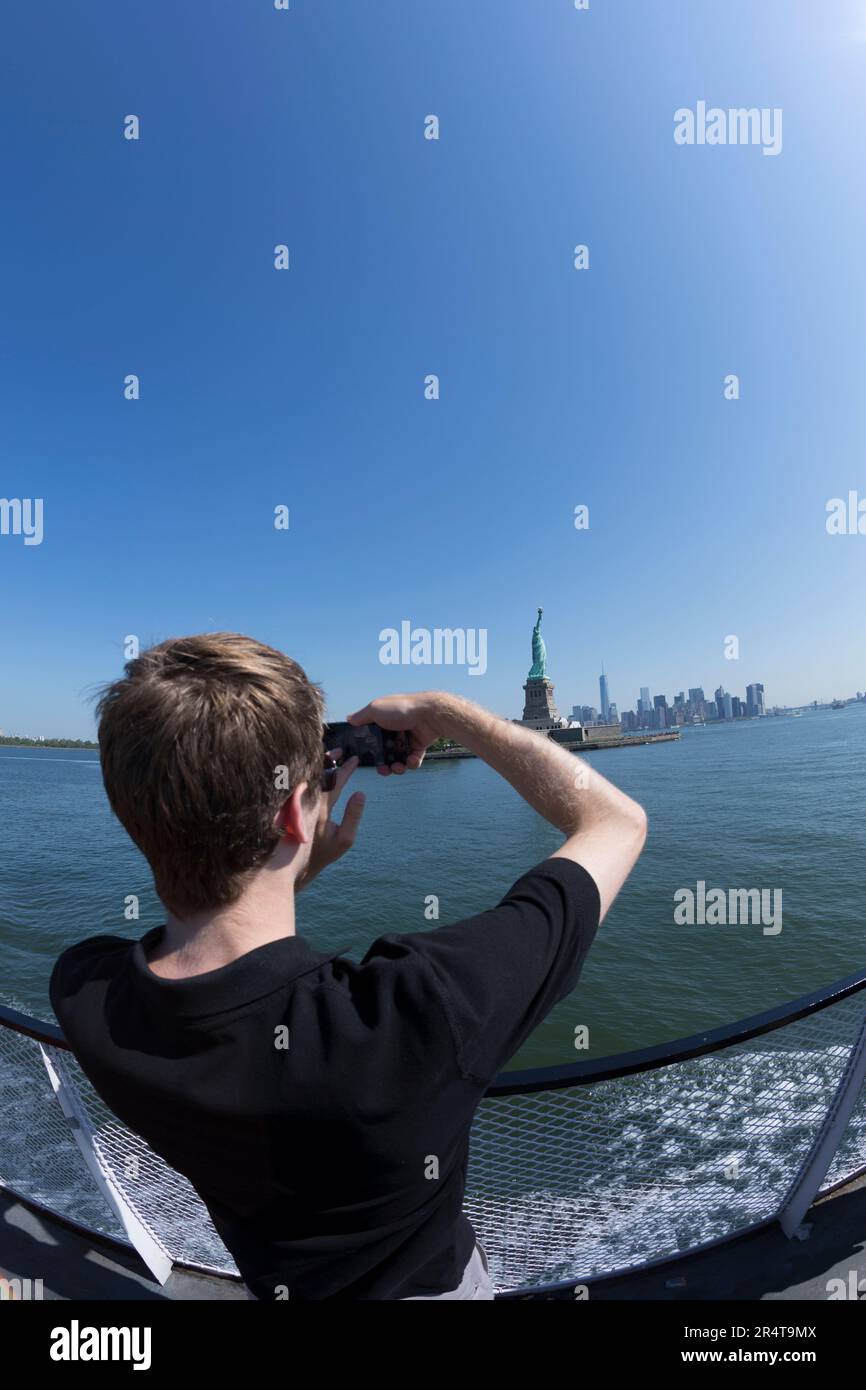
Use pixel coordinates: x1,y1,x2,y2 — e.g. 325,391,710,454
2,985,865,1295
0,1024,234,1273
466,994,866,1290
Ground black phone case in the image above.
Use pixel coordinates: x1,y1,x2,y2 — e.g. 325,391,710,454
324,721,412,767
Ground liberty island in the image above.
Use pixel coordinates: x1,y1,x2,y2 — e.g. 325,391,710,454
426,610,679,759
516,608,678,750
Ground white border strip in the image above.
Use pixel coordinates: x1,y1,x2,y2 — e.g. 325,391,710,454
38,1045,173,1286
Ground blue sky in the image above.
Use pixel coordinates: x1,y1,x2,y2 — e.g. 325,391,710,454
1,0,864,738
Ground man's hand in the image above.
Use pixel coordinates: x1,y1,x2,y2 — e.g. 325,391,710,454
296,753,365,891
347,693,445,774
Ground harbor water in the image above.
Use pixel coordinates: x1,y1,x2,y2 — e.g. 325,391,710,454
2,704,864,1067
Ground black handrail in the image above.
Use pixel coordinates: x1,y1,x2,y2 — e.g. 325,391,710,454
487,965,866,1096
0,1002,66,1047
3,964,865,1096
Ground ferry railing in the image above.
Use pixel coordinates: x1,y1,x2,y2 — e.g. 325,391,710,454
1,967,865,1297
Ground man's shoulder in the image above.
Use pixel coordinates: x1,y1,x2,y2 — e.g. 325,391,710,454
49,934,134,1011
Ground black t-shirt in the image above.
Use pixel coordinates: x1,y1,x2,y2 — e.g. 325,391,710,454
49,857,600,1300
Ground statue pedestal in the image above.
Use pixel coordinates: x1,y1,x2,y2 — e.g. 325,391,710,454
521,678,562,729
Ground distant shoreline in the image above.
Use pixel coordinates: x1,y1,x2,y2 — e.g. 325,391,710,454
0,699,860,757
426,731,680,760
0,739,98,750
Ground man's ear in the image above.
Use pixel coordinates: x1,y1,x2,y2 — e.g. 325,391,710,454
275,782,312,845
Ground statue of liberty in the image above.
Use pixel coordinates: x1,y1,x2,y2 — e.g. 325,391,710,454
528,607,548,679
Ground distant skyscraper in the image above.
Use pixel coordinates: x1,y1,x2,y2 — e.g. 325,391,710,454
639,686,651,712
723,692,733,720
715,685,726,720
599,670,610,722
688,687,705,704
608,702,619,725
746,682,766,717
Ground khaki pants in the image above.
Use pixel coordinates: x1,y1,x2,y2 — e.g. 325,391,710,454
244,1242,495,1301
400,1242,494,1300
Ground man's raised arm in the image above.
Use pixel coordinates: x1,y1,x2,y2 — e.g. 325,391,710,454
348,693,647,922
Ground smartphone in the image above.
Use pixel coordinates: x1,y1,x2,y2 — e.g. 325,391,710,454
324,721,412,768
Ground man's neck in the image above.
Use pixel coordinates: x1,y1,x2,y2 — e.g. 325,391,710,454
147,879,298,980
